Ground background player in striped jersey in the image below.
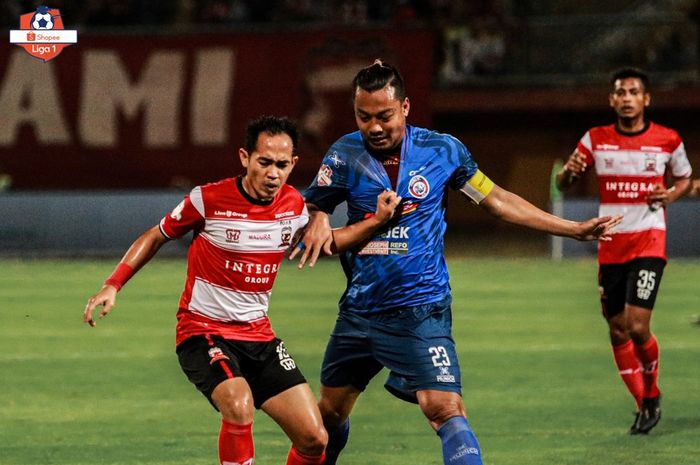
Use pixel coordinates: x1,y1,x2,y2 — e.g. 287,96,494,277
293,60,621,465
556,68,693,434
83,116,401,465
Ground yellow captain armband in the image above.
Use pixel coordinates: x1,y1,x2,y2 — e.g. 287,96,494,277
460,170,495,204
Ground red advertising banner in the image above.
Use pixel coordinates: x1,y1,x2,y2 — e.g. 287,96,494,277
0,29,435,189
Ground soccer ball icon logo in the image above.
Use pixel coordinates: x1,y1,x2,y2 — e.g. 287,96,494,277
31,6,55,30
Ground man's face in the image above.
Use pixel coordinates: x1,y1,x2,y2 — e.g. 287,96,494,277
354,84,410,153
609,77,650,120
239,132,297,201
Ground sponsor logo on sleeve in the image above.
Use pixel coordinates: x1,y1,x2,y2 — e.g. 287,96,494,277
317,164,333,187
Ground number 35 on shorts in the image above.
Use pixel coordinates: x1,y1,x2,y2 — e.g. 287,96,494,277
636,269,656,300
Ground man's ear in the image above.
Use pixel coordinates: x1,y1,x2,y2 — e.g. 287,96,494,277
239,148,250,168
402,97,410,117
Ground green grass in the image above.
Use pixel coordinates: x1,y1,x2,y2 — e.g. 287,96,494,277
1,257,699,465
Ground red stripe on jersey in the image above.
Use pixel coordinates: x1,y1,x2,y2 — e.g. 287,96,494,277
598,229,666,264
177,310,275,345
597,175,664,204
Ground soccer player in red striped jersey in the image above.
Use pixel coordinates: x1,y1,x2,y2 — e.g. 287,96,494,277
556,68,693,434
83,115,400,465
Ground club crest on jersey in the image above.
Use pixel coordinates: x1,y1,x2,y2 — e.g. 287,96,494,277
208,347,229,365
317,164,333,187
279,226,292,247
226,229,241,243
408,175,430,199
644,154,657,172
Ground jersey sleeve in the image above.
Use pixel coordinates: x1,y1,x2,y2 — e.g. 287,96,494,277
447,136,479,190
159,186,206,239
303,144,352,214
669,138,692,179
576,131,595,166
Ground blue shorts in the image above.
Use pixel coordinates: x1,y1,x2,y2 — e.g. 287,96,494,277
320,296,461,404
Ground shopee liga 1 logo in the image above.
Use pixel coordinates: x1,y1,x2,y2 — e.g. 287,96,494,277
9,6,78,62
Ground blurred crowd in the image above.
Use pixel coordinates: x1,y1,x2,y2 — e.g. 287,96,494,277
2,0,699,85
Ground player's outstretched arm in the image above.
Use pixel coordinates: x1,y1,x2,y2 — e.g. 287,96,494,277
556,149,587,191
291,190,401,268
83,226,169,327
289,206,333,268
477,184,622,241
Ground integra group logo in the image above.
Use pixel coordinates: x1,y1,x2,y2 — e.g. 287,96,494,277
9,5,78,62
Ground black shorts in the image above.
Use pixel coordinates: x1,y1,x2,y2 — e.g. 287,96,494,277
598,257,666,318
176,334,306,409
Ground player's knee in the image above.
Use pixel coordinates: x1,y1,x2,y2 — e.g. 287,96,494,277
214,390,254,424
607,323,628,344
628,321,651,342
421,398,465,425
293,424,328,456
319,399,349,428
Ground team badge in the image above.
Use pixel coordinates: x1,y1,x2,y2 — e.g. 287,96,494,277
317,164,333,186
279,226,292,247
9,6,78,62
208,347,230,365
644,154,657,172
408,175,430,199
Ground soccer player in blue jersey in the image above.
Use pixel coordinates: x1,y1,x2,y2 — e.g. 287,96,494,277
292,60,622,465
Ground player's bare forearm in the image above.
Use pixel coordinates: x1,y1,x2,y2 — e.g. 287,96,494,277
330,190,401,253
290,207,333,268
479,185,621,240
669,178,692,202
83,226,168,327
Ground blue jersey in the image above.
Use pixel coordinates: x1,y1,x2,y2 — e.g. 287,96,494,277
305,125,478,314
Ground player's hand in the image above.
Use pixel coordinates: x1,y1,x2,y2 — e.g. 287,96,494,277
646,184,674,210
573,215,623,241
563,150,587,177
83,285,118,327
374,190,402,225
289,210,333,268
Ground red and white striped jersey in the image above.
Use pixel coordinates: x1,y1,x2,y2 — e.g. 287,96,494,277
159,177,309,345
577,122,692,264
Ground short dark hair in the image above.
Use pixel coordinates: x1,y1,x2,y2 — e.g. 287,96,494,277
610,67,650,91
244,115,298,154
352,60,406,101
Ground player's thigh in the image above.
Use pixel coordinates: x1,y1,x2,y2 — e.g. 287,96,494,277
176,334,244,409
261,383,327,450
375,299,462,398
599,263,628,319
625,257,665,310
244,338,308,409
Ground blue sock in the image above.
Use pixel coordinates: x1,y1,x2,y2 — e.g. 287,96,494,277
437,416,483,465
324,418,350,465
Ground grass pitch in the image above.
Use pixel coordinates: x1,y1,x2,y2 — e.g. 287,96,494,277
1,257,699,465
